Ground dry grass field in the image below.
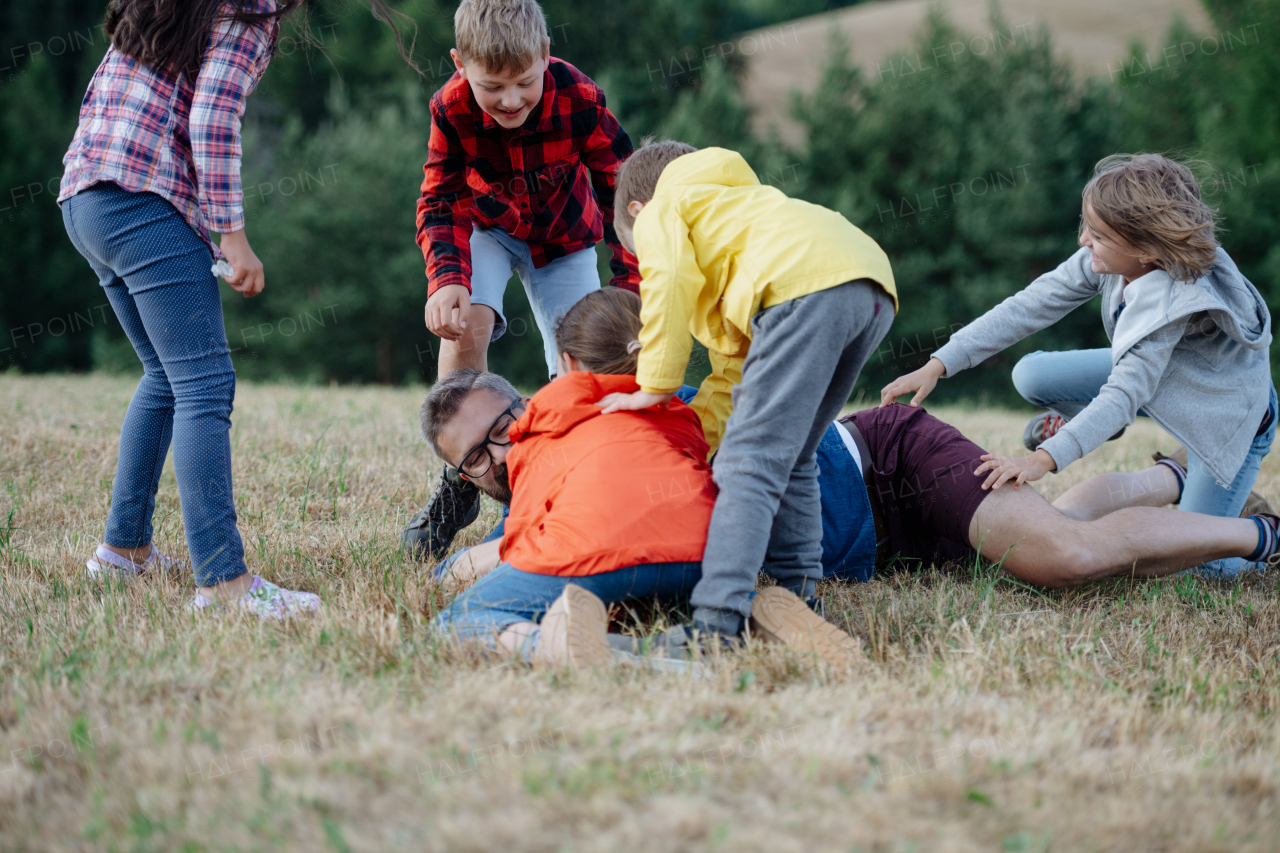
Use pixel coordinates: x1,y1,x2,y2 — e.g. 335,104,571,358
739,0,1210,143
3,372,1280,851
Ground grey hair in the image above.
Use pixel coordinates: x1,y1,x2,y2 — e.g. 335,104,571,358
419,369,521,460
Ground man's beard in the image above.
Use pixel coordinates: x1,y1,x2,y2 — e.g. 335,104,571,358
478,462,512,505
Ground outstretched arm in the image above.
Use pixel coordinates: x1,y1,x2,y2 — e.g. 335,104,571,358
931,248,1104,378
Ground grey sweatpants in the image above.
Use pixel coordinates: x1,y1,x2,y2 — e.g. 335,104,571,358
691,280,895,633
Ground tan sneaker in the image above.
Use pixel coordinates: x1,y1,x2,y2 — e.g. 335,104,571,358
749,587,861,669
1153,446,1274,516
534,585,613,672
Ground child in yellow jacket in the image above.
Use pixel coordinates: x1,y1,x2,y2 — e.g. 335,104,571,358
598,141,898,637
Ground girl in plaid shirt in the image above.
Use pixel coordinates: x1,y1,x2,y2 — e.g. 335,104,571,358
58,0,414,617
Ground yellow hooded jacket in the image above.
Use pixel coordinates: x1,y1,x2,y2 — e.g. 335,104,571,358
633,147,898,452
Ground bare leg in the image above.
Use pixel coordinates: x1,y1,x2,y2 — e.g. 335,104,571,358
497,621,539,654
101,540,254,600
1052,464,1180,521
437,305,497,376
199,574,254,601
102,543,154,563
968,484,1259,587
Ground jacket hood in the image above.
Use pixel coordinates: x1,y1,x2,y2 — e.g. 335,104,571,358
509,372,639,441
653,147,760,194
1109,247,1272,362
1185,248,1272,350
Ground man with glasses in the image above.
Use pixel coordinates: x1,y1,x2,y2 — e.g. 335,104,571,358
418,369,1280,618
405,372,523,583
416,367,861,670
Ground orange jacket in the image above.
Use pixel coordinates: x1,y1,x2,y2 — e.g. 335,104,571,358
501,372,716,577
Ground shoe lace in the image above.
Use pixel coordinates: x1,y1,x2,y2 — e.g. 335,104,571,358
1043,413,1066,439
407,471,454,528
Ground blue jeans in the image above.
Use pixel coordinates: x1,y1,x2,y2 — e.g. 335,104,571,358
1012,349,1150,419
1013,349,1276,575
469,227,600,377
435,561,702,640
62,184,246,586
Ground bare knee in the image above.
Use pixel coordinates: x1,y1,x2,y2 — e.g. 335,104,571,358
996,532,1101,588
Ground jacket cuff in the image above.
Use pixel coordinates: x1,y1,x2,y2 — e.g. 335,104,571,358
427,272,471,297
1038,431,1082,473
206,208,245,235
640,384,680,395
931,342,967,378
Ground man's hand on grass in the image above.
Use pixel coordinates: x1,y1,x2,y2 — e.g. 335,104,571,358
595,390,673,415
974,449,1057,490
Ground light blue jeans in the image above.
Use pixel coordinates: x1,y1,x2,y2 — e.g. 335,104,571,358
435,561,702,641
62,184,247,586
1013,348,1276,575
469,227,600,377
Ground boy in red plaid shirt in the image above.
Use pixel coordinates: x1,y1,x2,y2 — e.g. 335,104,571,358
404,0,640,560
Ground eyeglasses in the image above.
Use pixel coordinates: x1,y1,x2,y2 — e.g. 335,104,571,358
457,399,524,478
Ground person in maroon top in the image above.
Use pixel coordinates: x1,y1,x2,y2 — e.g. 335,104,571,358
405,0,640,560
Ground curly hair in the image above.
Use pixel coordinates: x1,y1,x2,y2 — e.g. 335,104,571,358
1080,153,1220,283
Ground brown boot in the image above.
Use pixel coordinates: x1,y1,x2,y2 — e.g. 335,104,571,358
1152,445,1273,516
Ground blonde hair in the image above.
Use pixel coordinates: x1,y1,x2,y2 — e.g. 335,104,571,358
554,289,644,375
614,137,698,232
454,0,548,75
1081,153,1220,283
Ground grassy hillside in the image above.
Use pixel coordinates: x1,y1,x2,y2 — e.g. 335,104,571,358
2,374,1279,850
741,0,1210,142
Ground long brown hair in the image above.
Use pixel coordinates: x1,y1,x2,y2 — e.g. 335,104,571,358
1081,153,1219,283
554,288,644,375
104,0,421,80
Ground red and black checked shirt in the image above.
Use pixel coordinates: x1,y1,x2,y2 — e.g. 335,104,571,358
415,57,641,296
59,1,278,250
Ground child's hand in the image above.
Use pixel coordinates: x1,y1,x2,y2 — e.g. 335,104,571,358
217,229,264,297
596,390,673,415
880,357,946,407
974,449,1057,490
425,284,471,341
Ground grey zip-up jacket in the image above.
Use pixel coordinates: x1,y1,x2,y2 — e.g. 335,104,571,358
933,247,1272,485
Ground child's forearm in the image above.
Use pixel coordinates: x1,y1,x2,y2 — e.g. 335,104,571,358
934,248,1101,374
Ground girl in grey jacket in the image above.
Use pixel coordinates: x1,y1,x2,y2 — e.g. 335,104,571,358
881,154,1277,575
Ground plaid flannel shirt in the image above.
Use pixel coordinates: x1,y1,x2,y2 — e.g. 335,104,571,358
415,57,641,296
59,1,278,251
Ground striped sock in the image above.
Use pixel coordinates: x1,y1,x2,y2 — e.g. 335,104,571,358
1247,515,1280,563
1154,458,1187,503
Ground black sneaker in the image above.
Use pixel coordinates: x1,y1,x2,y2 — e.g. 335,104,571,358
400,467,481,560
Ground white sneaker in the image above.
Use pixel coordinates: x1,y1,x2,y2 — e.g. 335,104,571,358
86,544,184,578
189,575,321,621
